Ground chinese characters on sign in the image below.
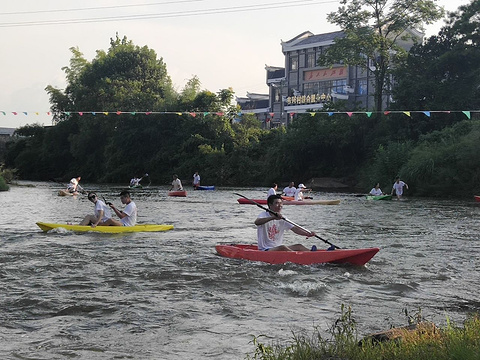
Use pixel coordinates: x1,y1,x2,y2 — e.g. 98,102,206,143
304,66,347,81
286,93,332,105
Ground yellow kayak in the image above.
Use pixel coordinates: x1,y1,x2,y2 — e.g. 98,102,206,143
36,222,174,233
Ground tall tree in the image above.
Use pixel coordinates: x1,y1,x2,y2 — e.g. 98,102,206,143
318,0,443,114
392,0,480,134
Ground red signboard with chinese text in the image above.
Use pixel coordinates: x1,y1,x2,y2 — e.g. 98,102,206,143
304,67,347,81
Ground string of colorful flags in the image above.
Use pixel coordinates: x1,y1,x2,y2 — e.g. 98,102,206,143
1,110,478,119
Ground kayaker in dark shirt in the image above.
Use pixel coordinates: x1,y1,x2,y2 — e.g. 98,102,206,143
255,194,316,251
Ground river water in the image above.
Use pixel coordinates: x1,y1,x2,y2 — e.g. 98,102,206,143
1,181,479,359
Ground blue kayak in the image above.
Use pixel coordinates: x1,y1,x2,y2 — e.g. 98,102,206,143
195,186,215,190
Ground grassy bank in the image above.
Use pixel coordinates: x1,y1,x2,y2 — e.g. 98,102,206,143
247,305,480,360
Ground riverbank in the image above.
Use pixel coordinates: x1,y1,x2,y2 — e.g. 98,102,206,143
248,306,480,360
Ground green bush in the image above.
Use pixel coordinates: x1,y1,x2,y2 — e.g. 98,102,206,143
0,175,9,191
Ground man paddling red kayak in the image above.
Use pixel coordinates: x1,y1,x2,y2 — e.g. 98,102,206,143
255,194,316,251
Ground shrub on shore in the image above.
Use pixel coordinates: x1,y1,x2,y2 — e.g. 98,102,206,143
0,175,8,191
247,305,480,360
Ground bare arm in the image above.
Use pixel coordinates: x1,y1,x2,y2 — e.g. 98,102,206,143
110,204,126,219
291,226,315,237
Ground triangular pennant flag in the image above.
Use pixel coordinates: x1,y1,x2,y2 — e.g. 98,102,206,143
130,112,136,115
327,112,334,116
216,112,224,116
176,112,183,116
203,112,209,116
103,112,109,115
462,111,471,119
290,112,295,117
12,112,17,115
23,112,28,115
403,111,411,117
78,112,83,116
309,112,315,116
65,112,70,116
1,111,5,115
47,112,52,116
116,111,122,115
346,112,353,117
422,111,431,117
270,112,274,117
92,112,96,116
145,112,152,115
384,111,391,115
365,112,372,117
35,112,39,115
189,112,196,117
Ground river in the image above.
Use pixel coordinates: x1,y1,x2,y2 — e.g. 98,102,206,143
1,182,479,359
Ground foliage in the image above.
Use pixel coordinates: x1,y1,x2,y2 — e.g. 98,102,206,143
0,164,17,184
0,175,8,191
358,140,413,192
247,306,480,360
319,0,444,114
400,120,480,197
393,0,480,130
5,21,480,198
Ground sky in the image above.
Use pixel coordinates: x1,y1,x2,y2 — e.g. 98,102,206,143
0,0,472,129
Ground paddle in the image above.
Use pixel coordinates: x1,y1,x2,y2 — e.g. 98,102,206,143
143,173,151,187
234,193,341,249
102,195,112,206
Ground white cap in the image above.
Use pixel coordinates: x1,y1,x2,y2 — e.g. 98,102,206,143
298,183,306,188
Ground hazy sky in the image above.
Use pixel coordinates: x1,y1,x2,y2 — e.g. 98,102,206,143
0,0,471,128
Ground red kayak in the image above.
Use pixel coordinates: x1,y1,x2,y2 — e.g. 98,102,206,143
237,198,340,205
168,190,187,197
215,244,379,266
475,195,480,202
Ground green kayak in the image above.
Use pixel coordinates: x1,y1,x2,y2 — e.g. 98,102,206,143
366,195,392,201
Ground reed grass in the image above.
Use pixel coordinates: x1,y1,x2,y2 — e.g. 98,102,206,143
247,305,480,360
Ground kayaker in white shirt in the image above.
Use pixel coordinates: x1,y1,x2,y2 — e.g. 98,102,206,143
255,194,316,251
369,183,384,196
101,191,138,226
282,182,296,197
170,174,184,191
67,176,84,194
267,183,278,198
391,177,409,200
193,171,200,189
294,183,311,201
79,192,112,227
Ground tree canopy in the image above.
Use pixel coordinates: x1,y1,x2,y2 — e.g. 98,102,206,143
318,0,444,114
5,15,480,198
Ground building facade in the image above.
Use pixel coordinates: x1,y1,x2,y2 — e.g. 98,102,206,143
238,29,422,127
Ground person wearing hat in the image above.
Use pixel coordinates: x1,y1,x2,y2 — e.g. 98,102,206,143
79,192,112,227
294,183,311,201
101,190,137,226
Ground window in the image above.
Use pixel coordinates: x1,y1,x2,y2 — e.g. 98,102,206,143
357,79,368,95
332,79,347,94
306,53,316,68
290,56,298,71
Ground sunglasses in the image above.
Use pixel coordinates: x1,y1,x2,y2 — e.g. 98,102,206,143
88,195,96,200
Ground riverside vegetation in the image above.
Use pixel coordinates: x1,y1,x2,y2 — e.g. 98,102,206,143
247,305,480,360
3,1,480,197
